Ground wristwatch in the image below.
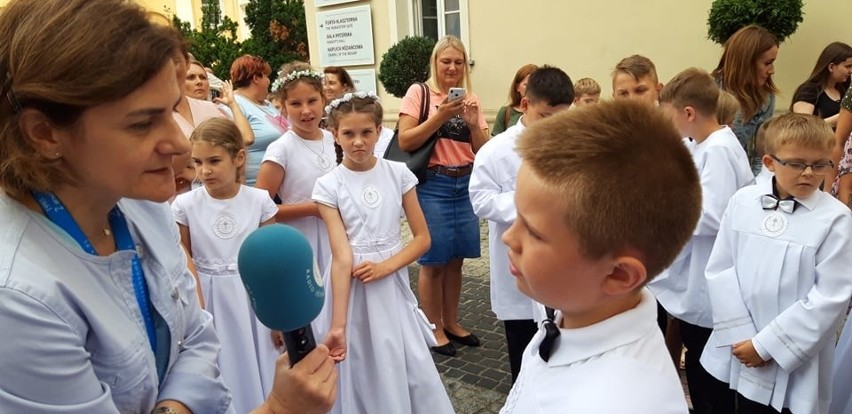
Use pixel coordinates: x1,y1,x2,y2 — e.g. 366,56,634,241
151,407,179,414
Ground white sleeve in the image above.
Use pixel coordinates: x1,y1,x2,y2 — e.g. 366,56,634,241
399,163,418,193
469,141,516,224
256,189,278,222
261,136,287,169
693,147,745,237
170,194,189,226
754,211,852,371
311,173,338,208
705,197,758,346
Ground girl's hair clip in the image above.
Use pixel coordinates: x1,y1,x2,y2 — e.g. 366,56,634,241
271,69,325,92
324,90,380,114
2,72,21,113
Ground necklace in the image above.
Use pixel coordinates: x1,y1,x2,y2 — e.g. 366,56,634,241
295,133,332,170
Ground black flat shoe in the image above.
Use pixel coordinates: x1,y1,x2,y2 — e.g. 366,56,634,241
431,342,457,357
444,329,481,347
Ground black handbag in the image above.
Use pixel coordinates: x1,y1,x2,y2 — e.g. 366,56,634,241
383,83,439,183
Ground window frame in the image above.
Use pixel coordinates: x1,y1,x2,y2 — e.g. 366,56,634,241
412,0,470,51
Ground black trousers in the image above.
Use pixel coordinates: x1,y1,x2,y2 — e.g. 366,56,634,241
503,319,538,383
680,321,736,414
736,393,793,414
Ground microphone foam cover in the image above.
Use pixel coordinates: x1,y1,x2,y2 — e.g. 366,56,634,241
238,224,324,331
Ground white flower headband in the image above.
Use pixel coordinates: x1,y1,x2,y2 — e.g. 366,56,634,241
271,69,324,92
325,91,381,114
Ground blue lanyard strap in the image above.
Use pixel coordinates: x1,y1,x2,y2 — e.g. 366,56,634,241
32,191,157,352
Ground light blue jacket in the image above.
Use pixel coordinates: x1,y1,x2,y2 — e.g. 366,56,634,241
0,194,233,413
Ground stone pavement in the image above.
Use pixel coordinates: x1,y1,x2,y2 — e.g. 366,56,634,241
405,220,512,414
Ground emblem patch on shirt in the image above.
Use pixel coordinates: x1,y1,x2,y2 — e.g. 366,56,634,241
212,214,238,239
760,211,788,238
361,185,382,209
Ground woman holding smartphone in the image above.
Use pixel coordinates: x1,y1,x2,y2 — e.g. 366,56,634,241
397,35,489,357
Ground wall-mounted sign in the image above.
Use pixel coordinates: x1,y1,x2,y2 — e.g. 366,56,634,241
316,5,375,67
315,0,359,7
348,69,378,94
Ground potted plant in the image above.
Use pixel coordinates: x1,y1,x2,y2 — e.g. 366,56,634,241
707,0,804,44
378,36,436,98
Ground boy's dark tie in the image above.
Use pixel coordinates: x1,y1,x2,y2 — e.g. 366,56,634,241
761,194,797,214
538,307,560,362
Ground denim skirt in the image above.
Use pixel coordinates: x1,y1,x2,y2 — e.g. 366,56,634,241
416,169,481,265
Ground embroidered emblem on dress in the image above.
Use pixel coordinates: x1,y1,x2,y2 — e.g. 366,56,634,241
212,214,238,239
760,211,788,237
361,185,382,209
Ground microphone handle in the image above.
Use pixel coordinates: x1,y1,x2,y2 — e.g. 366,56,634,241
282,325,317,366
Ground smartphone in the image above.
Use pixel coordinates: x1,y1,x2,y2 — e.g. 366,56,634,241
448,87,466,102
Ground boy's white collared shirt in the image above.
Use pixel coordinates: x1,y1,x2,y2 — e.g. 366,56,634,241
500,289,689,414
470,119,541,321
648,126,754,327
701,179,852,414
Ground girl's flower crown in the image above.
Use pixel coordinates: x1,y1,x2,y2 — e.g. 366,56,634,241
270,69,324,92
324,91,380,114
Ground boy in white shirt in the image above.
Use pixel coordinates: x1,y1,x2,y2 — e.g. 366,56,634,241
470,65,574,382
499,99,697,413
650,67,754,414
702,113,852,414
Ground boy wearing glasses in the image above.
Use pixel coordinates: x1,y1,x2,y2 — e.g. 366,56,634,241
653,68,753,414
701,113,852,414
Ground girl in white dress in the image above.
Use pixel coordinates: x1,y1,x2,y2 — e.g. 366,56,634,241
171,118,279,414
256,62,336,341
312,93,454,414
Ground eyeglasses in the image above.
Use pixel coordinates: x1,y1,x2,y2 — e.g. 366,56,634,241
770,155,834,175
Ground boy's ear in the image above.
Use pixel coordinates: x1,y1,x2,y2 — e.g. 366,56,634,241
762,154,776,172
520,96,530,113
655,82,664,94
17,108,65,160
601,255,647,296
684,106,696,122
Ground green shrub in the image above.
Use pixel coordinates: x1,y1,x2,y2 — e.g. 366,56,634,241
707,0,804,44
378,36,435,98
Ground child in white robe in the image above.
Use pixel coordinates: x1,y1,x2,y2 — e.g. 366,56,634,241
313,92,454,414
470,65,574,382
172,118,279,414
499,100,693,413
701,113,852,414
256,62,336,342
650,68,754,413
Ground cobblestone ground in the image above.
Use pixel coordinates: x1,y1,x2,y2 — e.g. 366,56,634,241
403,220,511,413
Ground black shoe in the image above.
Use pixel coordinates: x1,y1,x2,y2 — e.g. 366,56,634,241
444,329,481,347
431,342,457,357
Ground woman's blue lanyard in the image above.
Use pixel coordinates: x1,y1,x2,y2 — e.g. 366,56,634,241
32,191,157,352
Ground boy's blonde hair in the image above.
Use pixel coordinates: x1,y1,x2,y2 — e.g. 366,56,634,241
716,90,740,126
517,100,701,280
573,77,601,97
612,55,659,84
762,113,835,156
659,67,719,117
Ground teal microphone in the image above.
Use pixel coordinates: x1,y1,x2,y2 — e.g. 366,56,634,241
238,224,325,365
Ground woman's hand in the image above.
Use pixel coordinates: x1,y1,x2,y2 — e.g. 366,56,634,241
323,328,347,362
435,96,465,123
352,260,392,283
214,80,236,107
461,100,480,127
257,345,337,414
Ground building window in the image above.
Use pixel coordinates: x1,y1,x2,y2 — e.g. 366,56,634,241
415,0,466,42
